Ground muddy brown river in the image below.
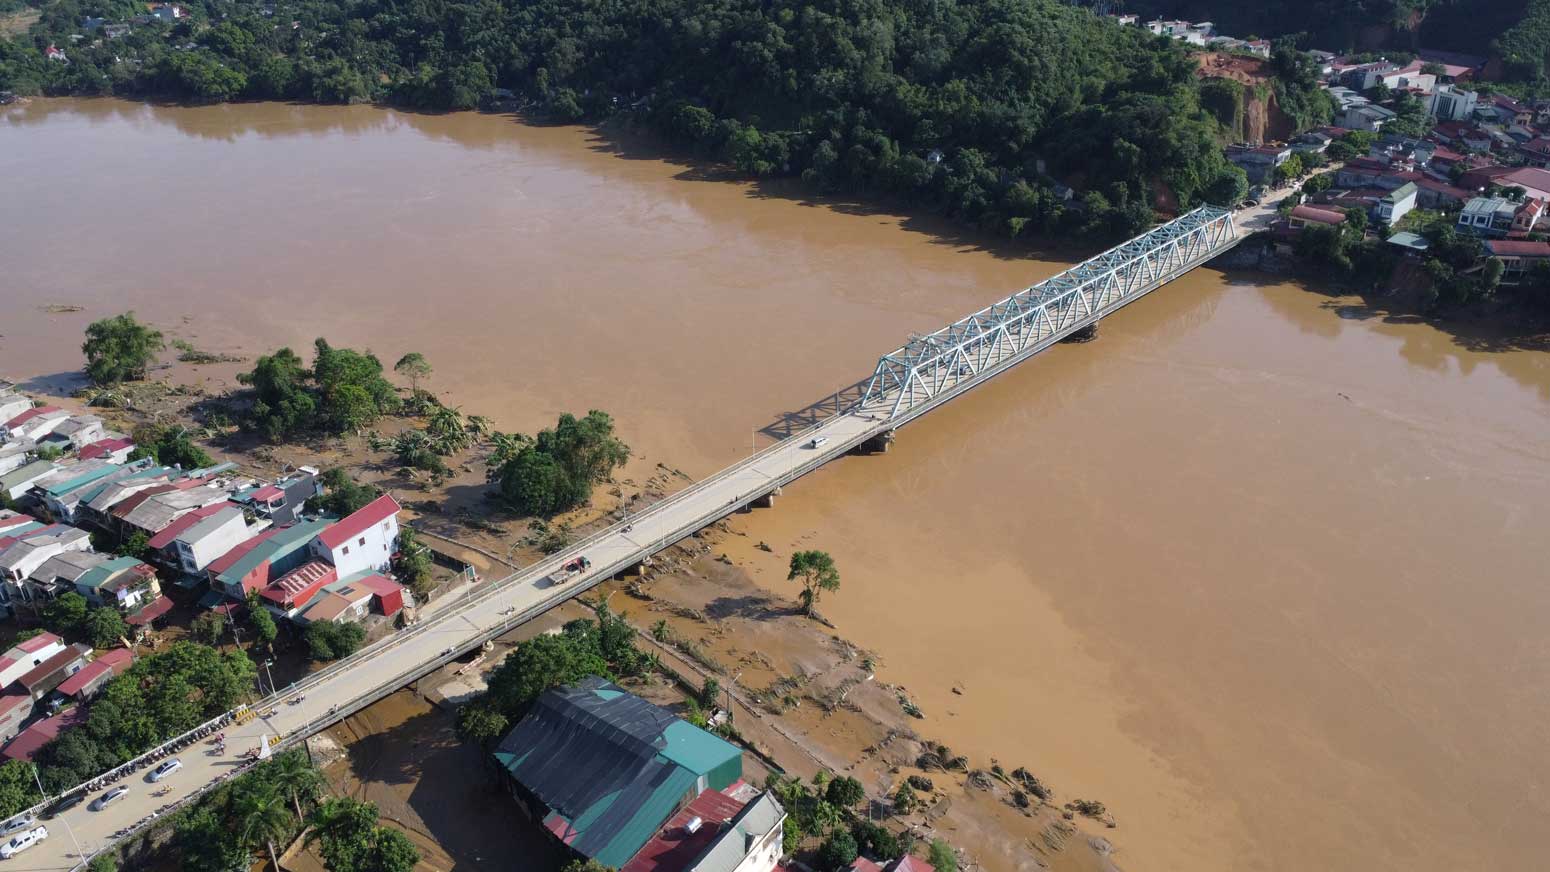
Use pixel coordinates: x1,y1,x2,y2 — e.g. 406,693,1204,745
4,100,1549,872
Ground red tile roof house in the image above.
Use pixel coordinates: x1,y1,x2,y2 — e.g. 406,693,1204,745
1485,240,1550,285
308,495,402,581
1,705,86,762
0,692,32,744
297,573,408,625
260,561,338,619
1,406,68,442
77,437,135,463
15,643,91,702
0,631,66,689
54,648,134,702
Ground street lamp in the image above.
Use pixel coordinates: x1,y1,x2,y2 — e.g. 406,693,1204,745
31,764,83,861
261,660,277,699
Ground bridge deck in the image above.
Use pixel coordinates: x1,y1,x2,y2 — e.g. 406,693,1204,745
20,207,1246,871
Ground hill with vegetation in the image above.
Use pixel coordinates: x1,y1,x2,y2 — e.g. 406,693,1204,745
1,0,1249,243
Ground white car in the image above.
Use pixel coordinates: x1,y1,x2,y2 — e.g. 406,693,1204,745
148,759,182,782
0,816,32,838
0,826,46,859
808,436,829,449
90,787,129,811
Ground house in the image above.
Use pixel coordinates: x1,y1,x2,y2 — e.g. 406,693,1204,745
0,693,31,745
0,442,36,477
1415,178,1471,210
0,632,66,689
54,648,134,702
0,392,31,425
1292,132,1332,155
117,484,230,536
620,786,786,872
148,3,185,21
1484,240,1550,284
297,573,406,624
44,44,67,63
1485,95,1533,127
1428,86,1478,122
206,519,331,601
1287,204,1348,231
1495,167,1550,202
15,643,90,701
231,467,320,526
47,461,160,525
1339,103,1396,132
2,407,69,442
74,556,159,610
0,525,93,606
493,677,745,869
849,856,938,872
0,460,55,503
1,705,85,762
309,494,401,581
150,503,260,574
77,437,136,464
259,560,337,617
1457,197,1519,236
1512,198,1546,235
39,416,105,451
27,550,111,601
1226,145,1293,184
1336,60,1398,91
1386,231,1431,254
1377,183,1419,226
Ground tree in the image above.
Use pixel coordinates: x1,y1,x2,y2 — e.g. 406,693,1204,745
239,347,316,441
426,406,472,455
312,469,381,516
120,530,151,560
851,821,900,861
893,784,918,814
247,595,278,648
266,750,324,820
825,775,865,808
176,805,252,872
928,839,959,872
392,526,434,600
313,339,398,432
86,855,118,872
82,312,163,385
497,411,629,516
43,592,89,636
191,610,227,646
306,621,366,661
83,607,129,650
393,353,432,394
788,550,840,617
0,760,40,820
484,631,608,719
237,784,293,872
700,677,722,709
455,703,509,748
130,425,214,470
364,827,420,872
817,829,859,872
308,797,420,872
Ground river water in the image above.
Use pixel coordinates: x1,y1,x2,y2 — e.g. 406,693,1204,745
4,100,1548,872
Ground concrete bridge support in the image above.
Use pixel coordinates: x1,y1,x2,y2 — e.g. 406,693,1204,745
857,430,895,454
753,486,782,508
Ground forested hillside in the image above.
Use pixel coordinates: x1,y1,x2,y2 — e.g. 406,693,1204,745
2,0,1249,242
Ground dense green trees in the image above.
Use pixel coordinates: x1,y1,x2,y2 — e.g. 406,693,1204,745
6,0,1254,244
0,760,42,820
82,312,162,385
130,423,214,469
172,750,334,872
238,340,397,441
471,607,648,724
305,620,366,661
34,641,257,791
312,469,383,516
307,797,420,872
496,411,629,516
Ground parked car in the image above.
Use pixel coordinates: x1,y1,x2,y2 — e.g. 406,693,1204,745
807,436,829,449
42,794,84,819
0,815,33,837
89,787,129,811
0,826,46,859
148,759,182,782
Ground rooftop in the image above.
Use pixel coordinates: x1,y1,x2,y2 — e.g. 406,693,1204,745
315,494,401,551
55,649,133,696
146,501,237,549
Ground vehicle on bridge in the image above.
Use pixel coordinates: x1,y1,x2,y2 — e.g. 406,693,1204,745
148,759,182,782
0,826,47,859
808,436,829,449
549,556,592,585
0,815,34,838
42,794,84,819
90,786,129,811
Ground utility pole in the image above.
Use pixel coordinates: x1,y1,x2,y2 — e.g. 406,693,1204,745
32,764,83,861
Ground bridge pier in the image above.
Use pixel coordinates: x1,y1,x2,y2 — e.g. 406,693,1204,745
1062,321,1099,343
753,486,782,508
856,430,895,454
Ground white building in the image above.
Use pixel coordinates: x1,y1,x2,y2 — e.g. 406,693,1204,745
0,633,67,690
0,393,31,426
309,494,401,580
1377,183,1418,226
1429,85,1478,121
172,505,260,573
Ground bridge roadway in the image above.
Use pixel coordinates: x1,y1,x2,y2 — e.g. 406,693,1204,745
15,206,1249,871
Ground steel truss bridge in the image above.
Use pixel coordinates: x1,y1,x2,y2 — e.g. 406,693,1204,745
27,206,1239,872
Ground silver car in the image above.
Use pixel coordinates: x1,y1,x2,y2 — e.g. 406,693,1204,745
89,787,129,811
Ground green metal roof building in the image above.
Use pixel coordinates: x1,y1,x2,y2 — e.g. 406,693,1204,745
493,677,744,868
212,518,331,591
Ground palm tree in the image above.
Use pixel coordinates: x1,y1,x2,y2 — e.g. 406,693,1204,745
466,415,494,440
267,751,324,819
426,406,470,455
238,786,294,872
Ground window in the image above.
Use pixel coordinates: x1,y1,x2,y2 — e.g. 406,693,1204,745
358,537,366,547
342,546,350,555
